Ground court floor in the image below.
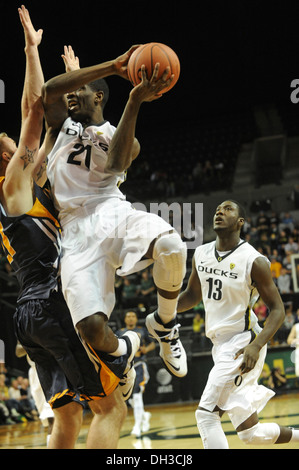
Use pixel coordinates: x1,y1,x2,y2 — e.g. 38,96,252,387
0,392,298,450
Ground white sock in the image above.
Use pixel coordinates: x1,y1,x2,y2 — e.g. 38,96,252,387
291,429,299,441
157,293,178,324
110,338,128,356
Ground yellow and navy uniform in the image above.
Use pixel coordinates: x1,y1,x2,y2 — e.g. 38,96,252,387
0,178,60,303
0,178,125,407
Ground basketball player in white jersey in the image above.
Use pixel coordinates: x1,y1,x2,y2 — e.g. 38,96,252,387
178,200,299,448
0,7,137,449
42,47,187,379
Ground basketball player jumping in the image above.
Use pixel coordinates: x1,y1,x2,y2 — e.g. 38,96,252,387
0,6,138,449
178,200,299,448
42,46,188,379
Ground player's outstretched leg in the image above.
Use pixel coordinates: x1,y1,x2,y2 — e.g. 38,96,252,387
146,232,188,377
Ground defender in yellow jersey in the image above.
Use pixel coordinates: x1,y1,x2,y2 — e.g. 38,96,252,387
0,6,139,449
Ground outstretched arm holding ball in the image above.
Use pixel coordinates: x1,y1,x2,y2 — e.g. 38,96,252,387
106,63,174,174
42,44,141,154
106,42,180,173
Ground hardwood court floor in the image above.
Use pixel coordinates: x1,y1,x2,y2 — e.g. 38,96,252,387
0,392,298,450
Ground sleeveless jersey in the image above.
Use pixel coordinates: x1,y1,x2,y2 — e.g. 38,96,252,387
0,178,61,303
194,240,268,341
46,117,126,222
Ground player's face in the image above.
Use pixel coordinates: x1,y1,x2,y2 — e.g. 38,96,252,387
66,85,98,121
213,201,242,233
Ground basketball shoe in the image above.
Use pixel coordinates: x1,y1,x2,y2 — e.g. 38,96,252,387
119,330,140,400
145,311,187,377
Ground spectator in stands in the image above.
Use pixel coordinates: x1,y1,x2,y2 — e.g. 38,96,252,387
121,278,140,309
284,309,295,332
8,378,37,421
139,270,155,313
278,230,289,254
271,270,278,287
269,224,280,250
245,227,259,249
277,267,292,294
18,377,38,419
254,299,268,327
284,236,299,254
279,212,295,234
258,232,271,257
256,211,270,233
267,367,287,394
282,253,292,274
0,400,14,425
193,312,205,334
0,374,23,423
270,257,282,279
272,248,282,263
269,211,280,227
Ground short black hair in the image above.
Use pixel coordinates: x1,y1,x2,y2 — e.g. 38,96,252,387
88,78,109,109
230,200,246,220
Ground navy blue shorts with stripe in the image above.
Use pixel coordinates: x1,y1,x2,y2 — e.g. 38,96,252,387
13,290,125,408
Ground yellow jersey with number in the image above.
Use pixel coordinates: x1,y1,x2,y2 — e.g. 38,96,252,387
0,178,61,303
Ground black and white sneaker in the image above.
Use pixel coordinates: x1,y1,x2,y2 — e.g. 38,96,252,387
146,311,187,377
119,330,140,400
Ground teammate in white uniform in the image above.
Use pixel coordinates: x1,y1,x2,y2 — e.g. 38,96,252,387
178,200,299,448
42,47,187,379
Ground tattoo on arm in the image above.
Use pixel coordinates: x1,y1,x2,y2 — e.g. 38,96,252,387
20,146,37,170
35,161,46,181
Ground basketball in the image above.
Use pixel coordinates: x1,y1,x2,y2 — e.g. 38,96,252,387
127,42,180,94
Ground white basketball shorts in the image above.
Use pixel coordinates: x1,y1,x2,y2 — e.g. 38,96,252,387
199,331,275,429
60,198,173,326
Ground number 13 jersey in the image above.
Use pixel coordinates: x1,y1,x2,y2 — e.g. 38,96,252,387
194,240,268,341
46,117,126,223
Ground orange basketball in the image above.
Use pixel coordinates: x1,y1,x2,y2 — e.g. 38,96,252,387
127,42,180,94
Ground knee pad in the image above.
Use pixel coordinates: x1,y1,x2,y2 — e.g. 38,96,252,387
195,409,229,449
238,422,280,445
152,232,187,292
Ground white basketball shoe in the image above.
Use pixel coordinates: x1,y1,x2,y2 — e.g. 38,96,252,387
119,330,140,400
146,311,187,377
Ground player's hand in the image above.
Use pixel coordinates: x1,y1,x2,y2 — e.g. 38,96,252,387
130,63,174,102
62,45,80,72
18,5,43,48
234,343,261,375
113,45,142,80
